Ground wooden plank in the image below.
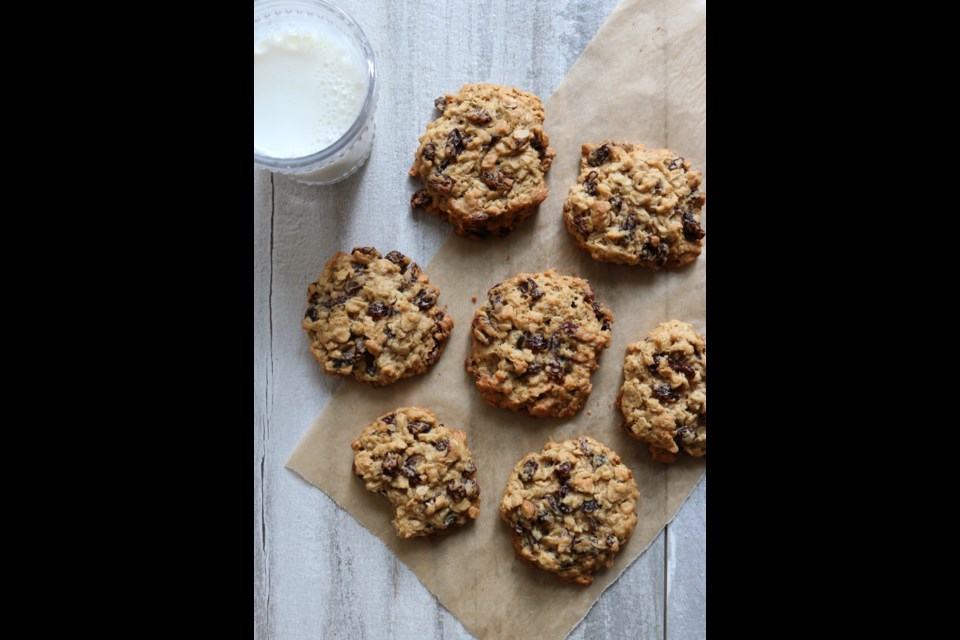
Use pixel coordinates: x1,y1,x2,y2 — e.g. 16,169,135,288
666,477,706,640
254,167,273,638
569,531,666,640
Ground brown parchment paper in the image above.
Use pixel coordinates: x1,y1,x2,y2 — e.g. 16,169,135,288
287,0,705,637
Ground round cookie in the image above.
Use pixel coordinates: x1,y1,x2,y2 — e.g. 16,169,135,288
499,436,639,586
352,407,480,538
618,320,706,463
302,247,454,386
409,83,556,238
465,269,614,418
563,141,706,268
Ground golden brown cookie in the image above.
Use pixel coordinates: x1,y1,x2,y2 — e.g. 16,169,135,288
500,437,639,585
409,83,556,238
352,407,480,538
563,141,705,268
302,247,453,386
618,320,706,463
465,269,614,418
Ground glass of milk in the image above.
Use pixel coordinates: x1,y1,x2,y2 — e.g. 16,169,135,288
254,0,378,185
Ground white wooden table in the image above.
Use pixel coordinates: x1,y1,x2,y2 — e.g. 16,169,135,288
254,1,705,637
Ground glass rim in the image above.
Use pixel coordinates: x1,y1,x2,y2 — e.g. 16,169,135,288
253,0,378,170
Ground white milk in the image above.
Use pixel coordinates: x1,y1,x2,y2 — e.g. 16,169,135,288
253,1,377,186
254,29,367,159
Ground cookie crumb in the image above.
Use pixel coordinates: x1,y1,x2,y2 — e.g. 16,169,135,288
471,296,477,303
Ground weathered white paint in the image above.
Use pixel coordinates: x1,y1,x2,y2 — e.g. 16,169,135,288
254,1,705,638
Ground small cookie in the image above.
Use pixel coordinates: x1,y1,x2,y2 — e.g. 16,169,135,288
500,437,639,585
409,83,556,238
302,247,453,386
465,269,614,418
352,407,481,538
618,320,706,463
563,141,706,268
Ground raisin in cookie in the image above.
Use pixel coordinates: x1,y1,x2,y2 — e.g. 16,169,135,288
465,269,614,418
352,407,480,538
563,141,706,268
409,83,556,238
302,247,453,386
500,437,639,585
618,320,706,463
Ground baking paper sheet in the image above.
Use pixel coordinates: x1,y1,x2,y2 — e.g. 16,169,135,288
288,0,705,636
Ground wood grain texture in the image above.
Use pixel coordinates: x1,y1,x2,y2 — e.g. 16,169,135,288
254,1,704,638
667,477,706,640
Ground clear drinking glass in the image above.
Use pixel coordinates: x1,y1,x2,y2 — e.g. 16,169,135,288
254,0,378,185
